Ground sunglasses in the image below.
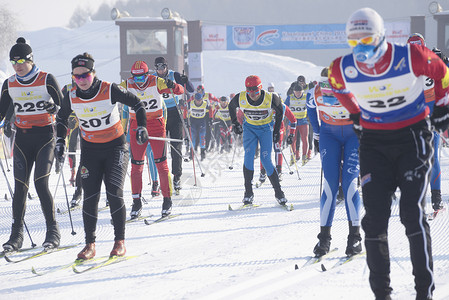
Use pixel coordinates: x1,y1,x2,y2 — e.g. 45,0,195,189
155,63,167,70
246,86,260,92
347,34,377,47
72,71,93,80
10,59,27,65
133,75,146,83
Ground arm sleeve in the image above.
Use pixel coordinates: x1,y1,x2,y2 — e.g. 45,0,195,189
228,94,240,124
284,106,296,131
55,92,73,140
271,93,283,134
156,77,184,95
0,80,12,122
46,74,63,107
111,83,146,127
328,57,361,114
174,72,195,93
410,44,449,103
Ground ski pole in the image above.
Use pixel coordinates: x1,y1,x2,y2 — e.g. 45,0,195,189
279,146,294,175
289,145,301,180
229,141,237,170
320,166,323,199
59,160,76,235
0,155,36,247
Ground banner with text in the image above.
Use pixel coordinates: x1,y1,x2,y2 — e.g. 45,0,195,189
202,22,410,51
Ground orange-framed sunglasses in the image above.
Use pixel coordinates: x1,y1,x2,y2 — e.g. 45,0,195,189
347,34,377,47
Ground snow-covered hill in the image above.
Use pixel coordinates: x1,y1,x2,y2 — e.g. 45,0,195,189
0,20,449,300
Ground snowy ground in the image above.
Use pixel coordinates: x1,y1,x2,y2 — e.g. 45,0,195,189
1,19,449,300
0,142,448,300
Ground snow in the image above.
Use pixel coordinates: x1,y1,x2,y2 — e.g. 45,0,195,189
1,20,449,300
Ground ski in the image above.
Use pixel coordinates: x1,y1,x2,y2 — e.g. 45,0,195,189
295,248,339,270
72,255,138,274
110,214,154,225
228,203,261,211
31,258,93,276
57,205,81,215
279,203,294,211
427,207,446,221
143,214,181,225
0,246,38,259
4,244,79,263
320,251,366,272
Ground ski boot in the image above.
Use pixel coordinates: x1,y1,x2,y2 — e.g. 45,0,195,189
173,174,181,195
276,166,283,182
78,243,96,260
71,187,82,208
258,172,266,183
242,194,254,205
162,197,172,217
313,226,332,257
345,223,362,256
307,149,312,160
43,224,61,249
130,196,142,219
302,155,309,166
151,181,160,197
431,189,444,211
2,224,24,252
110,240,126,257
201,148,206,161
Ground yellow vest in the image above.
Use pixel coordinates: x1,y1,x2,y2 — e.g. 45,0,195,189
289,93,307,119
239,91,273,126
190,101,208,119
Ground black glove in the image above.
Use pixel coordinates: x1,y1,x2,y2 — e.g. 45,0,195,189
431,105,449,133
135,126,149,145
349,113,362,139
43,101,58,114
286,133,294,145
273,131,280,144
233,122,243,135
313,133,320,153
179,74,188,86
4,121,13,138
165,79,175,89
54,138,65,164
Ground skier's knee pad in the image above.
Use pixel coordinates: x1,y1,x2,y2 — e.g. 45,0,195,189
154,156,167,163
131,159,144,165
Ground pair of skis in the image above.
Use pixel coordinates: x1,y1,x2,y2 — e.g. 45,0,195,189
228,203,294,212
295,248,365,272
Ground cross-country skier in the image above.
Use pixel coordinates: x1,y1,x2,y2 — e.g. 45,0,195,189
228,75,287,205
0,37,63,251
152,57,194,194
122,60,184,218
55,53,148,260
214,96,233,153
306,68,362,257
329,8,449,299
189,92,212,161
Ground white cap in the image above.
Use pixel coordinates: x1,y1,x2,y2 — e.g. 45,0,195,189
346,8,384,38
268,82,275,88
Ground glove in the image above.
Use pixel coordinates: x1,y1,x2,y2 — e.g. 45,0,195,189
135,126,149,145
313,133,320,153
349,113,362,139
43,101,58,114
233,122,243,135
179,74,189,85
4,121,13,138
286,133,294,145
431,105,449,133
273,131,280,144
165,79,175,89
54,138,65,164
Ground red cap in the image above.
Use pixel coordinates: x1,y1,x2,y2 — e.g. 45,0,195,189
131,60,149,76
245,75,262,89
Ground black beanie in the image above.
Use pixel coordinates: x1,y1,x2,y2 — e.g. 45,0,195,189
154,57,167,65
9,37,33,61
71,54,95,71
